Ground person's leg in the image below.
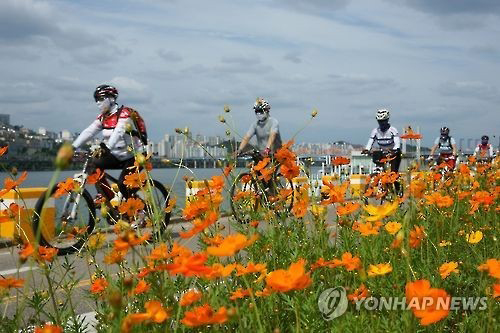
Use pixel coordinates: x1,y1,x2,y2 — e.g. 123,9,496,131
93,152,122,199
391,151,402,194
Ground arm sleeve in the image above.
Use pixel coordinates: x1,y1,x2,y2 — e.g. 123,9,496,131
72,120,102,148
489,145,494,156
106,117,131,150
392,128,401,150
474,146,479,154
450,137,456,145
434,138,439,145
270,118,279,134
365,129,377,150
245,123,256,139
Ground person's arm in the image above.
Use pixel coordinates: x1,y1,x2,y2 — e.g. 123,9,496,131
265,118,279,153
489,145,494,157
237,123,256,154
429,144,437,156
365,129,376,151
72,120,102,149
474,145,480,156
106,118,131,150
392,128,401,150
451,138,457,156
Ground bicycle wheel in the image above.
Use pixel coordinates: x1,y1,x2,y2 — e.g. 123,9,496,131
132,179,171,234
266,170,294,217
32,186,96,255
230,173,259,224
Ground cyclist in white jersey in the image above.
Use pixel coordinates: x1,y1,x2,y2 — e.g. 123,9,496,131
428,126,457,169
474,135,495,160
362,109,402,172
72,85,144,200
236,98,282,157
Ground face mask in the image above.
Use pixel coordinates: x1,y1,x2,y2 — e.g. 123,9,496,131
378,120,390,132
440,134,448,140
481,140,488,145
96,97,114,113
256,113,268,122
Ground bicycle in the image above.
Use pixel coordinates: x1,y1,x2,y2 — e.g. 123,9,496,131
361,150,402,204
32,149,171,255
230,149,294,223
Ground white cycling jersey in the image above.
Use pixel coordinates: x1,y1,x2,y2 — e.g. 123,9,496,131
365,126,401,151
474,144,494,158
72,104,143,161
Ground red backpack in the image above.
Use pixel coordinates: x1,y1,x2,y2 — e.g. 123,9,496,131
118,106,148,145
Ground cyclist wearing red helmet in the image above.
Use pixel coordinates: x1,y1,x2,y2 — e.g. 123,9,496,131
72,84,145,199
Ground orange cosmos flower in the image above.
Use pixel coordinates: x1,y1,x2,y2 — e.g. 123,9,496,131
292,198,308,218
180,290,203,306
118,197,145,217
457,191,471,200
258,166,275,182
162,253,212,277
182,199,210,220
38,246,58,262
114,231,150,252
0,171,28,197
478,259,500,279
469,191,496,214
280,163,300,181
181,304,228,327
253,158,270,172
204,263,236,279
123,171,147,188
266,259,312,292
275,142,296,165
19,243,35,261
367,263,392,277
337,202,360,216
133,279,151,295
90,278,108,294
400,132,422,140
493,284,500,298
121,300,170,333
179,210,219,239
338,252,362,271
409,225,426,249
321,180,349,204
332,156,350,166
206,233,258,257
103,249,127,264
53,178,74,199
424,193,454,208
439,262,459,279
310,257,340,270
34,324,63,333
347,284,370,303
146,243,170,261
0,145,8,156
385,221,402,235
409,180,426,198
355,221,381,236
230,288,253,300
87,168,104,185
363,200,398,222
235,262,267,276
0,277,24,289
255,287,273,297
405,280,450,326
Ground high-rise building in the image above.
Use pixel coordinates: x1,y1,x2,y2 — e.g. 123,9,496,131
0,114,10,126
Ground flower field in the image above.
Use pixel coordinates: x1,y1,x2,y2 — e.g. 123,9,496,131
0,143,499,332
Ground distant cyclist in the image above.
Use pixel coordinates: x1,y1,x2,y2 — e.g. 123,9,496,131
72,84,146,200
362,108,402,173
236,98,282,157
428,127,457,169
474,135,495,161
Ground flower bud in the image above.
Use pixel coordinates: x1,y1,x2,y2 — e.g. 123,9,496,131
125,123,133,133
111,183,120,192
175,128,182,134
224,105,231,113
225,130,231,136
55,142,74,169
311,109,318,118
135,154,146,166
11,167,18,176
218,115,226,123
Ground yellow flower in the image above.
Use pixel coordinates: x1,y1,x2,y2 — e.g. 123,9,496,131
384,222,402,235
367,263,392,277
363,201,399,222
466,231,483,244
439,240,452,247
439,262,459,279
88,233,106,250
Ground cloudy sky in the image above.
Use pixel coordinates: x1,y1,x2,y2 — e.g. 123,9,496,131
1,0,499,149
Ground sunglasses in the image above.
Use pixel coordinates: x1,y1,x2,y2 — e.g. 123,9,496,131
254,110,265,114
95,96,107,102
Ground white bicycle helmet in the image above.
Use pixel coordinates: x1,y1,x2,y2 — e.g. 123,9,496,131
253,98,271,112
375,108,390,121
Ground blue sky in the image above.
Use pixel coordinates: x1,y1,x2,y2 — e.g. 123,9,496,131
1,0,499,149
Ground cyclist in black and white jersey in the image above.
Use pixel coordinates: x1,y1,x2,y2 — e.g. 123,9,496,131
474,135,495,161
362,108,402,173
